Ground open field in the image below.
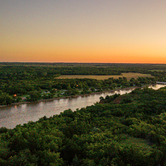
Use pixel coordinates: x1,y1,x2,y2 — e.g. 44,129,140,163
56,73,153,81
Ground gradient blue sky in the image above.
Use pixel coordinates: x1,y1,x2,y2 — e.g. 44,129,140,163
1,0,166,63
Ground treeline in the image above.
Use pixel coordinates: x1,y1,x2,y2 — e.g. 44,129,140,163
1,87,166,165
1,63,166,105
0,76,156,105
0,64,166,78
148,70,166,82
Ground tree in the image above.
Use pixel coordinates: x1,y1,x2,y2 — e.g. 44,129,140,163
28,91,41,101
0,93,13,105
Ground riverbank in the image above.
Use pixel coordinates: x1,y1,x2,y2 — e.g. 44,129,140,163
1,84,160,108
1,84,165,129
0,86,143,108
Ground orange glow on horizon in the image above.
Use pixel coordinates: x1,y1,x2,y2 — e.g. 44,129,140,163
1,1,166,64
1,46,166,64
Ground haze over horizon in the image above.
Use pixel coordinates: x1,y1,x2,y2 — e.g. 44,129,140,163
1,0,166,63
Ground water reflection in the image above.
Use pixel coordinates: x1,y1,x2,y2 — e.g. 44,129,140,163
0,84,165,129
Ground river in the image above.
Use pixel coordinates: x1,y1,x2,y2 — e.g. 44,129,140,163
0,84,165,129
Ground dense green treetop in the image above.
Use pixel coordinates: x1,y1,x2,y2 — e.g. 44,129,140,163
1,87,166,165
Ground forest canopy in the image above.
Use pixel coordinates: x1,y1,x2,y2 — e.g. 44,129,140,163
1,87,166,165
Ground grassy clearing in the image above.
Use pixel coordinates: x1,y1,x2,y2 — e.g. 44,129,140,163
56,73,153,81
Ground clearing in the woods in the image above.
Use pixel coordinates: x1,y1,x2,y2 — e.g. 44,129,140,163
57,73,153,81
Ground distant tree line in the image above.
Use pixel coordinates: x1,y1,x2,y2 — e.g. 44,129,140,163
1,64,163,105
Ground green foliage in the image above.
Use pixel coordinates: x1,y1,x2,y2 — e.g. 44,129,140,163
1,63,166,165
28,91,41,101
1,88,166,165
0,63,159,105
0,93,13,105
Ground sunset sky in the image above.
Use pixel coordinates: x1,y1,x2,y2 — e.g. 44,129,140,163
1,0,166,63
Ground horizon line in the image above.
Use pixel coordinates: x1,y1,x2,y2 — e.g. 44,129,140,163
0,62,166,65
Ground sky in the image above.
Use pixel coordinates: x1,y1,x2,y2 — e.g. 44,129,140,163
1,0,166,63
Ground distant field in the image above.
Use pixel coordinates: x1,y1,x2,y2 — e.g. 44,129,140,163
56,73,153,81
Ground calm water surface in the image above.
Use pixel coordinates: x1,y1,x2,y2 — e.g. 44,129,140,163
0,84,165,129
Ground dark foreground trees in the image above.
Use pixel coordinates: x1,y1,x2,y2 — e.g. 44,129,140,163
1,87,166,165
